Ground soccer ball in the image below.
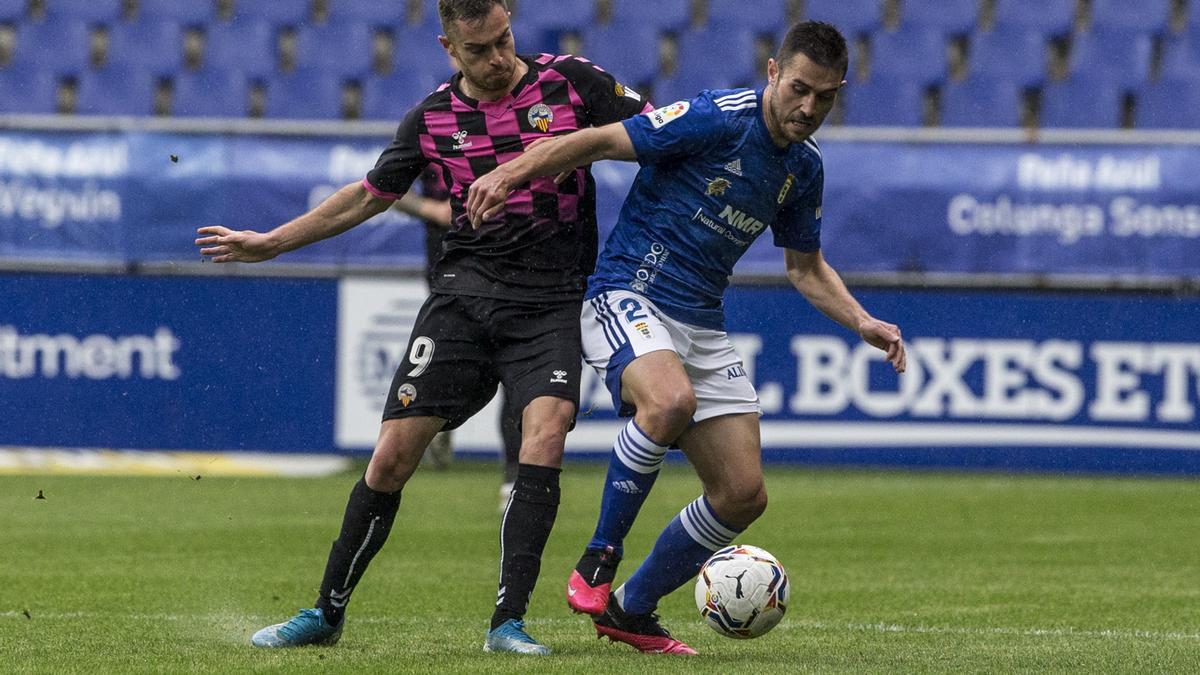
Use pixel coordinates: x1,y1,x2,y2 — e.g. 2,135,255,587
694,544,788,639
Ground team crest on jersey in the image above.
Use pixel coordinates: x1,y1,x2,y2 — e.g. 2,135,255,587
633,321,653,339
397,383,417,407
646,101,690,128
528,103,554,133
777,174,795,204
706,177,732,196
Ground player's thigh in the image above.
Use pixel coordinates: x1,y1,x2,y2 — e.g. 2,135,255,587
381,294,499,431
681,325,761,422
492,298,583,433
677,412,765,517
581,290,690,415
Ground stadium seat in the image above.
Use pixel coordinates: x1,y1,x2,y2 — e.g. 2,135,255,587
229,1,313,27
137,0,219,25
360,68,444,120
900,0,978,36
1157,33,1200,82
610,0,691,33
653,69,736,107
841,75,927,126
0,65,59,114
939,75,1024,127
1135,77,1200,129
1089,0,1171,34
0,0,27,22
1038,75,1124,128
509,16,560,55
706,0,788,36
514,0,597,32
868,26,948,86
43,0,124,23
390,24,454,80
992,0,1076,38
579,21,660,86
75,65,159,115
967,27,1048,87
325,0,408,27
803,0,882,36
294,21,375,78
171,68,250,117
106,20,185,77
12,17,92,76
263,68,346,119
203,20,277,78
674,27,758,88
1066,28,1153,85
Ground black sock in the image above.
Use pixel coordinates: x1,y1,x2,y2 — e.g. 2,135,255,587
314,477,401,627
490,463,561,629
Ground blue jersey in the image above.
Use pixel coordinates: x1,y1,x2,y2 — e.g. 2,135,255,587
586,88,824,330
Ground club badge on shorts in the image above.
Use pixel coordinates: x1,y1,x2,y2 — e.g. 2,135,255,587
528,103,554,133
397,383,417,407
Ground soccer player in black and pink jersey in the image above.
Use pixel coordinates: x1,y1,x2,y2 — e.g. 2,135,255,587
194,0,650,655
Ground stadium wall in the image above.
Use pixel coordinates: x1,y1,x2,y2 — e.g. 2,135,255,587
1,120,1198,475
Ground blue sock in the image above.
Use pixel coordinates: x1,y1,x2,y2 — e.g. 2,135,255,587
586,419,669,557
620,495,743,615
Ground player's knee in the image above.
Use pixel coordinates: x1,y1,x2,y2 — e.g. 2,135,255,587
639,388,697,440
711,482,768,528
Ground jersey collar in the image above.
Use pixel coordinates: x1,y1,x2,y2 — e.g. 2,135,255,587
450,55,539,117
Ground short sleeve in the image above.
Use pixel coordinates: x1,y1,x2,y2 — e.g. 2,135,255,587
363,106,428,200
622,92,728,165
772,166,823,252
555,56,653,126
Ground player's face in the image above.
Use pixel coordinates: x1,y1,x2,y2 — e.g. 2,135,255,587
764,53,845,146
441,5,521,98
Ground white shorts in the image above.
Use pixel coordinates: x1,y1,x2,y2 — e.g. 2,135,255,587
581,289,760,423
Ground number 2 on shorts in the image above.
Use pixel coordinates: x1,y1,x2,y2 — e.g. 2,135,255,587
619,297,647,322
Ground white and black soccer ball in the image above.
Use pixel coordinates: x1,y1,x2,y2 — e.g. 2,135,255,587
694,544,789,639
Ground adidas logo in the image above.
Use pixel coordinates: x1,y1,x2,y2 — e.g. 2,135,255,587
611,479,642,494
724,158,742,176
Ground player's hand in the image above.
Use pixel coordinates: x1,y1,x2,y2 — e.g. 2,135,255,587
194,226,278,263
859,318,906,373
465,169,513,229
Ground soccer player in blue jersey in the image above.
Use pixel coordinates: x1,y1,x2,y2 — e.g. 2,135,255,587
467,21,906,654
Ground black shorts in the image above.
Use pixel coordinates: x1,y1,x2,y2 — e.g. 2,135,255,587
381,293,581,431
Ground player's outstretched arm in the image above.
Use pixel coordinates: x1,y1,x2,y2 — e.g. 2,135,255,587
195,181,393,263
785,248,907,373
466,122,637,228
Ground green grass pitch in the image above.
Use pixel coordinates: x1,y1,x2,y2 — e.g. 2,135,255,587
3,460,1199,673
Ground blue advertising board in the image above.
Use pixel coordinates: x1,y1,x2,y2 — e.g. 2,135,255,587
0,273,337,451
3,129,1198,278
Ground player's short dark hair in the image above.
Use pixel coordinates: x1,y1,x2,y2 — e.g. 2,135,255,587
439,0,508,33
775,21,849,76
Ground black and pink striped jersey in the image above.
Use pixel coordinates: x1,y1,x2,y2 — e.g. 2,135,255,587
364,53,652,302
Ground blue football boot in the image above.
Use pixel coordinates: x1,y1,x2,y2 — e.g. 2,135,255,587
250,608,342,648
483,618,551,655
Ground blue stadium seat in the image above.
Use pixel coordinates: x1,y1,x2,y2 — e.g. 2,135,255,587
0,65,59,114
171,68,250,117
0,0,27,22
868,26,947,86
675,27,758,88
939,75,1024,127
204,20,277,78
13,17,92,76
106,20,185,77
514,0,596,31
361,68,444,120
900,0,978,36
229,1,312,27
841,75,927,126
579,21,660,86
1089,0,1171,34
75,65,159,115
610,0,690,32
967,27,1047,87
706,0,787,35
43,0,124,22
804,0,882,36
509,16,560,55
137,0,219,25
653,70,727,107
294,21,375,77
1135,77,1200,129
325,0,407,27
391,24,454,80
1067,28,1153,85
1158,33,1200,82
264,68,346,119
1038,76,1123,128
992,0,1076,38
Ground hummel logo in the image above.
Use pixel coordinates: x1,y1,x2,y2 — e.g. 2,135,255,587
611,479,642,494
329,587,353,608
724,158,743,176
451,129,472,151
551,369,568,384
